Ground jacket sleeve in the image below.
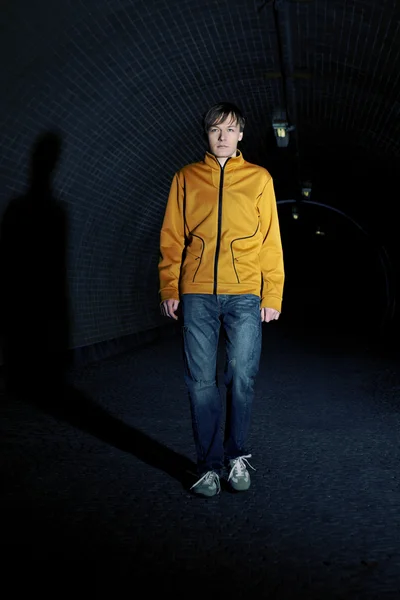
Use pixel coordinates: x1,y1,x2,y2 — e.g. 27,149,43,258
257,175,285,312
158,171,185,302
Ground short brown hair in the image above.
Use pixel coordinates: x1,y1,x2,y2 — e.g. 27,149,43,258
203,102,245,133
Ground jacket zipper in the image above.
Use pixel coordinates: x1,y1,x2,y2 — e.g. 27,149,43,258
213,158,230,294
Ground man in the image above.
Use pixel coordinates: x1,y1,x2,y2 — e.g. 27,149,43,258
158,102,284,497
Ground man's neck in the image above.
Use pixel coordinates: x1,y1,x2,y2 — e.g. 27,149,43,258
215,150,238,168
217,157,229,168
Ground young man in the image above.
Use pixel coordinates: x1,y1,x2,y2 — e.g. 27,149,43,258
158,102,284,497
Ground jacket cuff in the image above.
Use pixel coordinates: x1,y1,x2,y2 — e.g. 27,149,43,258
260,296,282,312
159,288,180,303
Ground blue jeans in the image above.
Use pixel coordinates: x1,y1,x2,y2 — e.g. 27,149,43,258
181,294,262,475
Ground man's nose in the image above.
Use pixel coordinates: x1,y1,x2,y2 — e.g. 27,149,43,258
219,131,226,140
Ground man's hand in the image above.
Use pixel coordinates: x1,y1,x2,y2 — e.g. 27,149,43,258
260,307,280,323
161,299,180,320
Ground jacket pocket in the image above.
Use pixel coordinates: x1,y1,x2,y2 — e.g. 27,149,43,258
231,226,260,283
231,249,260,283
182,235,204,282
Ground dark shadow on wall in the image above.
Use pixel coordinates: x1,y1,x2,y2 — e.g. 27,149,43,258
0,131,70,399
0,132,196,487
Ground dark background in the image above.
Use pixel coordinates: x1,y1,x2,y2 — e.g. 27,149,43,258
1,0,399,361
1,1,400,597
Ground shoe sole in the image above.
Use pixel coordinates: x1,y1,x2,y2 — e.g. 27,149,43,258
191,490,220,497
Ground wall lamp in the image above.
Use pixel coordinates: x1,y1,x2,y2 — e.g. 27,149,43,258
301,182,312,198
272,121,295,147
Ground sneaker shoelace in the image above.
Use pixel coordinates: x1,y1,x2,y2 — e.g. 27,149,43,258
228,454,256,481
191,470,220,492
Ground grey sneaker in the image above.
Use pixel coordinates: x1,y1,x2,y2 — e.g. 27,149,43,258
227,455,255,491
190,471,221,497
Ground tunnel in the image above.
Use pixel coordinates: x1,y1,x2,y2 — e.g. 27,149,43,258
1,1,400,598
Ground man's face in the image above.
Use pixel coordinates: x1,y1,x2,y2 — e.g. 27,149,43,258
207,113,243,159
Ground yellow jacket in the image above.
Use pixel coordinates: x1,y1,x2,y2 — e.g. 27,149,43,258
159,150,284,311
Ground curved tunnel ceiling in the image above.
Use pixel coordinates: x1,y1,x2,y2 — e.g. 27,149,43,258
1,0,399,348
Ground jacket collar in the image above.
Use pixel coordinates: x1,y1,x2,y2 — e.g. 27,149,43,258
204,149,244,171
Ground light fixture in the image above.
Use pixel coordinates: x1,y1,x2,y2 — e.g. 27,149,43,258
292,205,299,220
301,181,312,198
275,125,287,138
272,120,295,147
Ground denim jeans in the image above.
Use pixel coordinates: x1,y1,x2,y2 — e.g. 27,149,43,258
181,294,262,475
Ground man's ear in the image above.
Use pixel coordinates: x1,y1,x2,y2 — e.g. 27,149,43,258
239,131,243,141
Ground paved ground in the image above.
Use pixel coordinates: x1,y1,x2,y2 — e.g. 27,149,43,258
1,322,400,598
